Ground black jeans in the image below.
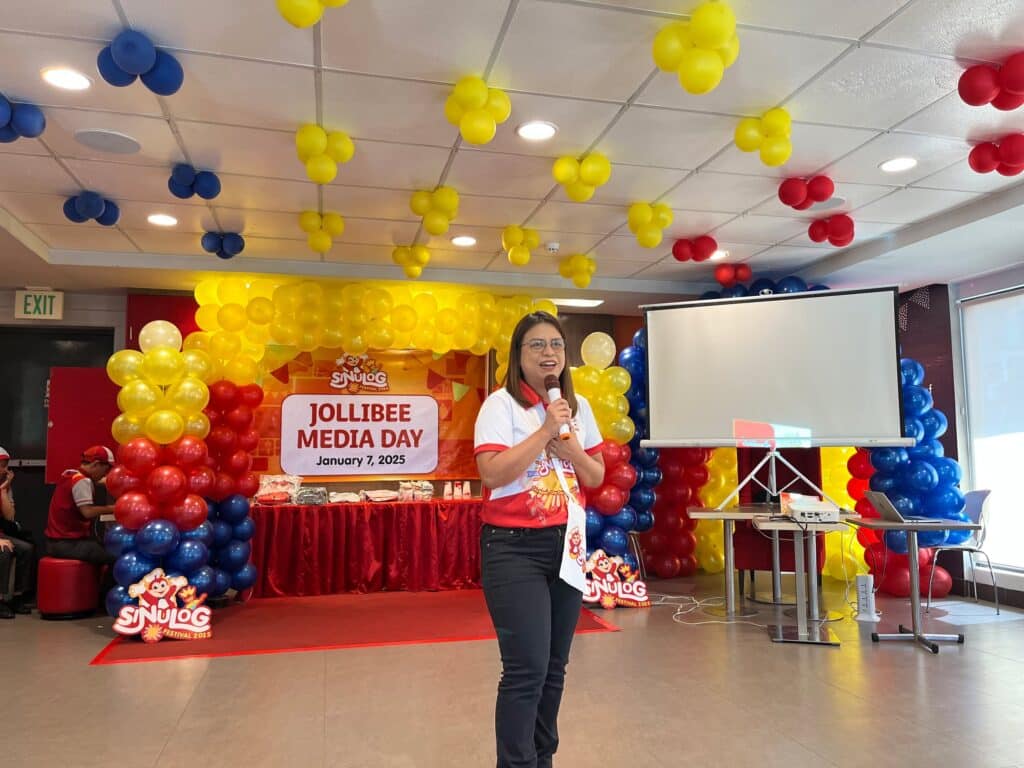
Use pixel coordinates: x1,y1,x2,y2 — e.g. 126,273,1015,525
481,524,582,768
47,537,116,565
0,535,33,596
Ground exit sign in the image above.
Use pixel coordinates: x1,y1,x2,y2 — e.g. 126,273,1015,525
15,290,64,320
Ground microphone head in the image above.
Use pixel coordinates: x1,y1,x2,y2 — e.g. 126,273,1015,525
543,374,560,392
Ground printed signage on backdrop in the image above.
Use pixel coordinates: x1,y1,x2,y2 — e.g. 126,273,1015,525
256,348,486,481
112,569,212,643
584,550,651,609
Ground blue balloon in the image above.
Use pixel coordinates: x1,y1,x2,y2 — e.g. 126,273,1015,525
622,552,639,572
632,446,659,468
924,485,965,516
171,163,196,187
232,517,255,542
884,529,909,555
187,566,216,596
104,524,136,557
168,177,194,199
216,248,234,260
205,499,220,520
75,191,105,220
141,50,184,96
97,45,136,87
888,492,920,518
944,519,973,545
618,346,646,384
0,93,10,127
930,457,962,487
902,416,925,442
167,540,210,574
869,472,900,493
219,540,251,572
919,409,948,440
0,124,18,143
607,505,637,532
630,405,649,428
211,568,232,597
808,284,830,291
222,233,245,256
903,385,934,417
870,447,904,474
586,507,605,539
105,586,136,618
113,551,160,588
136,519,181,558
181,521,214,547
111,29,157,75
96,199,120,226
62,197,88,223
634,510,654,532
904,460,939,493
639,466,662,487
201,232,223,253
900,358,925,387
628,486,655,512
749,278,776,296
917,528,950,548
700,291,721,299
625,382,646,407
231,563,258,591
193,171,222,200
776,275,808,294
219,494,250,524
599,525,629,557
908,440,943,460
211,519,233,548
11,102,46,139
721,284,747,298
632,327,647,351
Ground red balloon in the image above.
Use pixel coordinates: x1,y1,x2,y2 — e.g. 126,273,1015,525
791,197,814,210
847,477,869,500
237,383,265,409
778,177,808,207
237,428,260,453
734,263,752,282
992,88,1024,111
187,466,216,497
165,494,207,532
968,142,1001,173
999,133,1024,166
658,508,686,532
652,554,682,579
917,547,934,569
224,449,253,477
679,448,705,466
808,219,829,243
146,465,188,504
958,64,1000,106
659,455,685,479
236,471,260,498
211,472,237,502
683,463,709,488
600,440,625,469
224,405,254,433
105,465,141,499
996,162,1024,176
827,214,854,239
658,481,692,508
856,527,879,548
714,263,737,287
854,497,878,519
203,407,221,427
828,232,854,248
165,435,209,469
114,492,157,531
618,445,631,466
806,175,835,203
677,554,698,577
680,509,697,531
606,462,638,491
208,380,239,412
671,239,694,262
691,235,718,262
667,531,696,558
117,437,161,478
206,425,239,457
592,485,627,516
924,564,952,598
643,530,670,554
879,565,912,597
999,52,1024,96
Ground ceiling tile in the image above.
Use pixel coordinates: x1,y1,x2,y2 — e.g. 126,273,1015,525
870,0,1024,61
532,232,603,255
176,122,302,181
322,0,508,81
706,122,879,176
214,174,318,213
485,252,561,275
664,210,736,239
589,164,688,206
486,92,622,158
121,0,315,66
42,108,184,166
456,194,539,227
628,256,708,281
0,192,70,225
322,186,418,221
29,222,137,251
170,53,315,132
591,259,653,278
491,0,660,101
913,160,1024,193
126,229,207,255
639,28,848,116
751,181,896,217
241,237,322,262
424,224,503,254
528,201,626,234
0,136,49,157
331,140,450,190
824,132,969,185
338,218,422,248
596,106,732,169
0,154,76,194
749,245,829,272
786,47,960,130
0,0,119,39
421,248,494,271
851,187,977,223
897,92,1024,142
712,214,809,244
214,208,302,239
322,73,455,149
660,171,778,213
323,243,396,266
593,235,669,263
446,150,555,199
116,200,214,232
64,159,199,204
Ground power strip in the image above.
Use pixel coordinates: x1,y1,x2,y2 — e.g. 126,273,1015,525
792,508,839,523
856,574,880,622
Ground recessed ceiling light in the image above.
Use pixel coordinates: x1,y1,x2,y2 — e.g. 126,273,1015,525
516,121,558,141
147,214,178,227
450,235,476,247
710,250,729,261
551,298,604,308
41,67,91,91
74,129,141,155
880,156,917,173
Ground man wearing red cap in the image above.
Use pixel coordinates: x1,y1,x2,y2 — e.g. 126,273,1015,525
44,446,117,565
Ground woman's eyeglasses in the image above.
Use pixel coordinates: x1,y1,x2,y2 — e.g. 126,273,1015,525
522,338,566,353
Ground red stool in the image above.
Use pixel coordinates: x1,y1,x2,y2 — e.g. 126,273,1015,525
37,557,99,619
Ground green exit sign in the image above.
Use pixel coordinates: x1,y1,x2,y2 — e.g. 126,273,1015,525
15,290,64,320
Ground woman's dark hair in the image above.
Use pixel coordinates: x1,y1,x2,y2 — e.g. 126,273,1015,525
503,311,578,414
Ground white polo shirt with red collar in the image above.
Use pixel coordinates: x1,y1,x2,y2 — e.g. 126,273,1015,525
474,383,603,528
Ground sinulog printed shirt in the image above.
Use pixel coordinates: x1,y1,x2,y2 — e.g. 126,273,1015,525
474,383,603,528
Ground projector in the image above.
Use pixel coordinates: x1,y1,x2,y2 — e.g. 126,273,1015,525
789,498,840,524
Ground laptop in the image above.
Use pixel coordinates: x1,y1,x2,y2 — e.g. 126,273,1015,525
864,491,946,524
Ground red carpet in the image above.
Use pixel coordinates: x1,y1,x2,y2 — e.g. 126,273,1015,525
91,590,618,665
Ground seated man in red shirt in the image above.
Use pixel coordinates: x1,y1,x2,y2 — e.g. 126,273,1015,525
45,445,117,565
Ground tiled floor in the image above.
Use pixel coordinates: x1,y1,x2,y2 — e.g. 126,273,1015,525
4,575,1023,768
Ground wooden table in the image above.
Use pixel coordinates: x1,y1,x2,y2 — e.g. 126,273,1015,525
851,518,981,654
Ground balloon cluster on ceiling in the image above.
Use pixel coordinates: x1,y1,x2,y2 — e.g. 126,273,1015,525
627,202,674,248
295,123,355,184
957,54,1024,111
169,164,222,200
734,107,793,167
967,134,1024,177
201,232,246,260
808,214,855,247
391,245,432,279
713,262,752,287
276,0,350,28
670,234,718,262
444,76,512,146
651,1,739,95
300,210,346,254
559,253,597,288
777,175,834,210
410,186,459,236
501,225,541,266
552,153,612,202
98,30,184,96
0,93,45,143
63,191,120,226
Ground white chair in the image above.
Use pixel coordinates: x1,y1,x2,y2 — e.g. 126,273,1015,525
926,489,999,615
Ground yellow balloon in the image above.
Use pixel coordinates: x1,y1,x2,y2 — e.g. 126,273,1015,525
678,47,725,94
507,246,531,266
321,326,344,349
322,212,345,237
412,292,438,318
106,349,145,387
138,320,182,353
181,349,216,384
111,413,145,445
410,190,433,216
217,303,248,333
298,329,323,352
183,331,210,352
423,210,450,236
194,278,220,306
325,131,355,164
502,225,524,249
321,0,348,7
297,305,324,329
296,123,328,159
652,23,689,72
248,279,277,301
734,117,765,152
217,277,248,306
222,355,258,385
494,362,509,384
523,228,540,250
564,180,595,202
436,308,459,335
701,547,725,574
636,223,663,248
533,299,558,316
182,411,209,439
760,136,792,167
718,34,740,68
485,88,512,123
362,288,393,318
453,75,488,109
603,366,631,395
572,273,592,289
366,325,395,349
391,304,417,333
247,296,275,325
460,109,497,145
411,245,431,266
411,324,436,350
761,107,792,138
579,153,612,186
346,334,369,355
195,304,221,332
141,347,185,387
404,265,423,280
165,376,210,414
690,0,736,49
431,187,459,217
652,203,673,229
273,284,301,314
309,230,333,254
552,156,580,185
306,154,337,184
571,364,602,395
277,0,323,28
144,409,185,445
209,331,242,362
627,202,653,232
606,417,635,445
580,332,616,370
454,326,477,350
444,94,464,126
299,211,322,233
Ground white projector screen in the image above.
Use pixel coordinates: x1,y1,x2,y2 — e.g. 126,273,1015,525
641,288,910,447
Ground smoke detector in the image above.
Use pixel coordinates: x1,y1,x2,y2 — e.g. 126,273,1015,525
546,241,560,254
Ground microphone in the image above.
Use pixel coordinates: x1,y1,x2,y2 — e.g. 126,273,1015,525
543,374,572,441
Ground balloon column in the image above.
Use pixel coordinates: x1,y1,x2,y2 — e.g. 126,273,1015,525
819,447,868,581
0,93,45,143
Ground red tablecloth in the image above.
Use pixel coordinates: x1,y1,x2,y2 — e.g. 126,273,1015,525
251,500,483,598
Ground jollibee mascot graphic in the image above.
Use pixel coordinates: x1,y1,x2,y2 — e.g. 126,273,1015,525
129,568,188,610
